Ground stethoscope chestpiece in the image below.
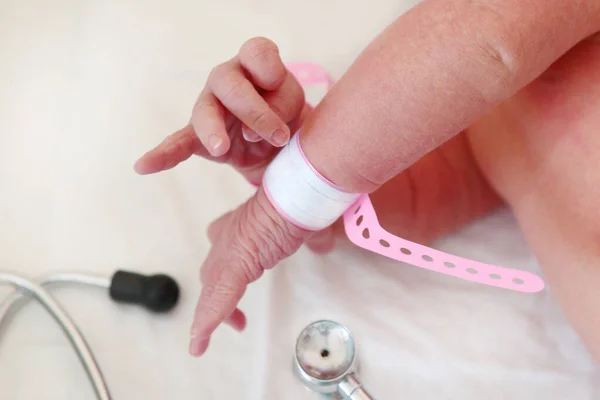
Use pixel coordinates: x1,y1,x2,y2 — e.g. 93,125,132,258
294,320,374,399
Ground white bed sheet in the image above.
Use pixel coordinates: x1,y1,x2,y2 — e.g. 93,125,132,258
0,0,598,399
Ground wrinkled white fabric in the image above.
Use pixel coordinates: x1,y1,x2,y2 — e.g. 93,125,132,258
0,0,598,399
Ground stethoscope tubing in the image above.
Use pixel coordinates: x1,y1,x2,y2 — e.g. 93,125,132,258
0,272,112,400
0,272,110,330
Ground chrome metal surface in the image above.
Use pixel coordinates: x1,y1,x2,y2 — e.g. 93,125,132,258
294,320,375,399
338,374,374,400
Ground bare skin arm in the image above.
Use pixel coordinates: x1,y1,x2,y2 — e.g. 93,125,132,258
136,0,600,360
299,0,600,192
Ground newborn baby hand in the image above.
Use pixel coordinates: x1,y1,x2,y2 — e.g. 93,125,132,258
134,37,335,356
134,37,306,185
135,37,336,254
190,186,308,356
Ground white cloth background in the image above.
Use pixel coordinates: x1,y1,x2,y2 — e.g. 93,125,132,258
0,0,598,399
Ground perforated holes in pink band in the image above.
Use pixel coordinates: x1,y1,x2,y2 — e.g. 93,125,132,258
342,195,545,293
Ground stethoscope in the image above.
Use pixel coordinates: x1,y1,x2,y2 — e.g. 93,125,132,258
0,270,375,399
0,269,180,400
294,320,375,399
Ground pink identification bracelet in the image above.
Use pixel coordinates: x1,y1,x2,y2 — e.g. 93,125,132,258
262,62,545,294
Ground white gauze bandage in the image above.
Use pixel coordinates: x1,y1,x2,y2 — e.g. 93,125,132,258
262,133,361,231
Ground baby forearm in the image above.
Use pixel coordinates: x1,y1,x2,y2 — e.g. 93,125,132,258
299,0,598,193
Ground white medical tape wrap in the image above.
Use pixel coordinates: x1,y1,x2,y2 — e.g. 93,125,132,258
262,134,361,231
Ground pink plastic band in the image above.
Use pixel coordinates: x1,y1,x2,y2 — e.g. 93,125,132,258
287,62,335,91
343,195,545,293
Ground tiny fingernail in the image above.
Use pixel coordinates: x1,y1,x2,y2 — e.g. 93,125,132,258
271,129,289,147
189,339,200,356
208,134,225,152
189,336,209,357
242,126,262,143
133,159,144,173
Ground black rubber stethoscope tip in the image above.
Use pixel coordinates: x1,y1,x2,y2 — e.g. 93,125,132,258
141,274,180,313
109,270,180,313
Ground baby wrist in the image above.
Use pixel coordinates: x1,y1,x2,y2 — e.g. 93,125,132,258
262,132,362,231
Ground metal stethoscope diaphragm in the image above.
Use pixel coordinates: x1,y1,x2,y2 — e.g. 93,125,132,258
294,320,375,399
